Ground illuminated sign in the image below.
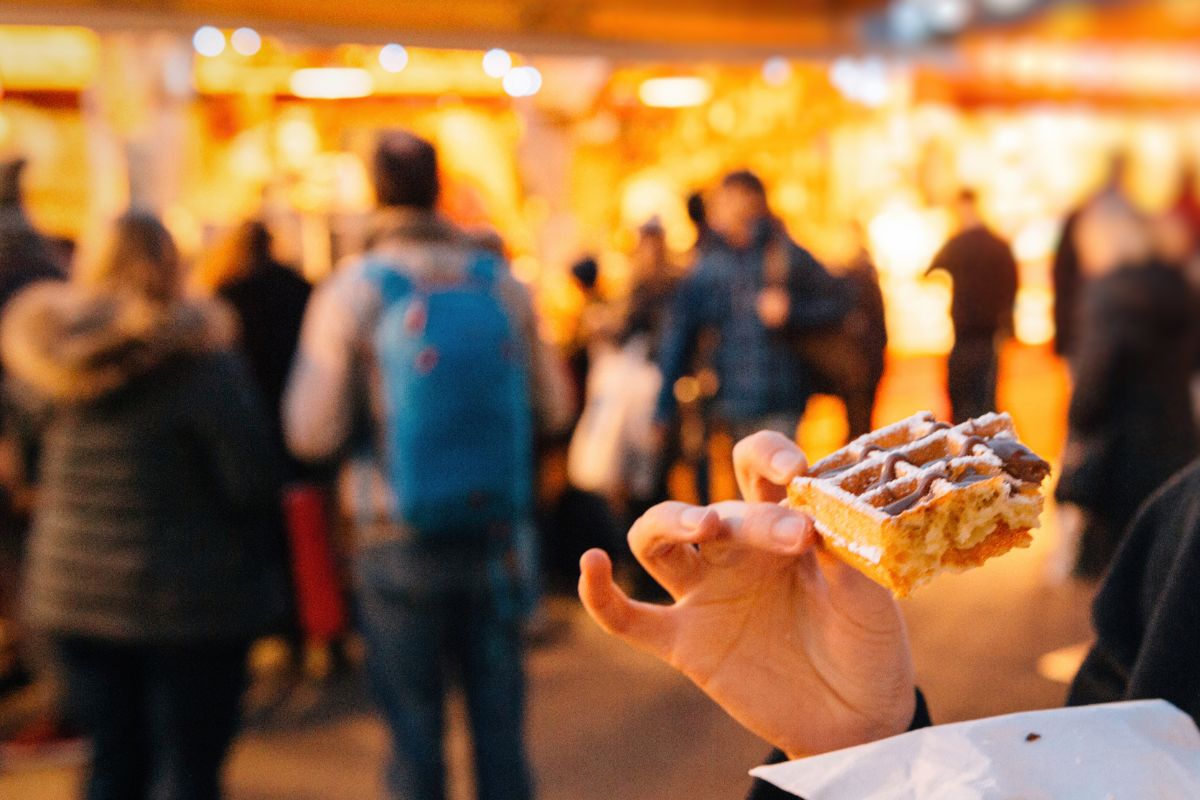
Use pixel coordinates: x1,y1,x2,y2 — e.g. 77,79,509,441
0,26,99,91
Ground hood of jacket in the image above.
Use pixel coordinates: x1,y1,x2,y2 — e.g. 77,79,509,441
1,281,237,402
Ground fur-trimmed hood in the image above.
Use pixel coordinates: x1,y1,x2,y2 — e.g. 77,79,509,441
1,282,238,402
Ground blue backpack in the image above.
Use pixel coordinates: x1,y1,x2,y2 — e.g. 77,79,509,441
363,253,533,541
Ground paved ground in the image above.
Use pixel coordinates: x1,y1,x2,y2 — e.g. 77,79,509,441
0,345,1099,799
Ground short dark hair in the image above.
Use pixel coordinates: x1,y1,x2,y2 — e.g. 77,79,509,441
373,131,439,210
686,191,707,228
720,169,767,198
571,256,599,290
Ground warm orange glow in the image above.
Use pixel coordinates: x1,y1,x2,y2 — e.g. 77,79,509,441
289,68,373,99
193,44,508,98
638,77,712,108
0,26,99,91
1015,286,1054,346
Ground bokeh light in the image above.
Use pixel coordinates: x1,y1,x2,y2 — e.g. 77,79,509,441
379,43,409,73
483,48,513,78
230,27,261,56
192,26,225,57
502,65,542,98
762,57,792,86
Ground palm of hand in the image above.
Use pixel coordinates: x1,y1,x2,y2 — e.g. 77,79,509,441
664,508,913,757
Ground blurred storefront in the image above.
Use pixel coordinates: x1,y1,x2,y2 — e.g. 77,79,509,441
2,0,1199,352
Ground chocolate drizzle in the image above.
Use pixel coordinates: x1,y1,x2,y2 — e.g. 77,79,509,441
868,453,911,491
808,415,1050,516
881,467,948,515
986,438,1051,483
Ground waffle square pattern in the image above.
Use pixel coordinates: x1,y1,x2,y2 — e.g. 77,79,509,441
787,411,1051,597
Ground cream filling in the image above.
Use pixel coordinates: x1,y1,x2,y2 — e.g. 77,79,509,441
815,522,883,565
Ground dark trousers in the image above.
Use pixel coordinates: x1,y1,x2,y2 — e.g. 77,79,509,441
948,334,999,423
53,636,248,800
356,549,532,800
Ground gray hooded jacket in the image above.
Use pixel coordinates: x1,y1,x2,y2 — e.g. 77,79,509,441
1,283,284,642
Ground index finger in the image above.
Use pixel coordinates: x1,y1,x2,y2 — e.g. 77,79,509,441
732,431,808,503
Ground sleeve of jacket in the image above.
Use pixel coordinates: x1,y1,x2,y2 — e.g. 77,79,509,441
654,275,700,423
193,350,283,515
498,273,575,437
1068,460,1200,717
745,689,933,800
283,269,372,463
786,245,852,331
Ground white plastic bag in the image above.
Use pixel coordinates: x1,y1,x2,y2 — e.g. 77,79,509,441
567,339,662,497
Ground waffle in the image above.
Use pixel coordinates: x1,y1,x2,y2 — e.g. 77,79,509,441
786,411,1050,597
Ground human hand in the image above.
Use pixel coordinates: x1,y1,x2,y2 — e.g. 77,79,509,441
757,286,790,329
579,432,915,758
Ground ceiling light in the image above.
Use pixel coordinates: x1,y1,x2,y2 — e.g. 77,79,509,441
483,48,513,78
230,27,261,57
638,77,712,108
762,57,792,86
379,43,409,73
503,65,542,97
192,26,225,57
289,68,374,99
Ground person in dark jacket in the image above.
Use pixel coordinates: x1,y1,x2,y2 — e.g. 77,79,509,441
619,218,678,356
0,158,64,312
839,245,887,440
925,190,1018,423
655,171,851,445
200,220,312,479
1055,258,1199,578
0,156,66,701
197,219,320,664
1052,208,1084,359
0,211,283,800
576,433,1200,799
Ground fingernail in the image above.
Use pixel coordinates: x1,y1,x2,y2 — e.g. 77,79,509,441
769,449,803,478
771,515,807,546
681,507,709,528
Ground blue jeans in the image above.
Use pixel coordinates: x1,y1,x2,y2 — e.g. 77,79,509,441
355,540,533,800
52,636,248,800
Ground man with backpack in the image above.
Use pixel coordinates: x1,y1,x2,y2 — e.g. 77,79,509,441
284,132,567,800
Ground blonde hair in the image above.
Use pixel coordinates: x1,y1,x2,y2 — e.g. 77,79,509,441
192,219,272,294
78,211,181,303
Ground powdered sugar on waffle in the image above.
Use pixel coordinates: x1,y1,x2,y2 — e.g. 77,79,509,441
793,411,1039,521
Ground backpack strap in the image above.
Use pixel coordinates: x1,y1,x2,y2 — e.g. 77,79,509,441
465,251,501,288
362,259,414,306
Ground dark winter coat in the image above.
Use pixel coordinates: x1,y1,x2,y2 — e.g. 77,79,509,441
926,224,1018,338
218,260,312,479
1068,457,1200,718
0,283,284,643
1055,262,1198,533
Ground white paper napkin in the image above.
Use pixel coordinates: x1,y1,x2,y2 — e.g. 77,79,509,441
750,699,1200,799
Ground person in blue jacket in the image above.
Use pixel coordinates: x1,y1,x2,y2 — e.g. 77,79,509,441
654,171,851,449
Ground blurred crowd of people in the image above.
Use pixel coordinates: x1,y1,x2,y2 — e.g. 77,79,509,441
0,127,1197,800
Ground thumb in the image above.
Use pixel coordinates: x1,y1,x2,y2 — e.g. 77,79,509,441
579,549,675,662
